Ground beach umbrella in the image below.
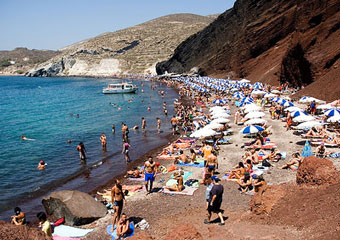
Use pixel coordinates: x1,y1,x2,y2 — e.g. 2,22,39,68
316,104,333,110
271,90,280,94
213,99,224,105
293,115,315,122
291,111,308,118
301,141,313,158
251,89,266,96
209,106,227,111
244,118,267,125
211,112,230,119
206,122,224,130
211,118,230,124
296,121,324,130
299,96,324,103
239,79,251,83
240,125,264,134
281,101,294,107
244,111,265,119
233,92,244,99
190,128,217,138
327,115,340,123
263,93,277,98
285,106,302,112
324,108,340,117
244,105,262,113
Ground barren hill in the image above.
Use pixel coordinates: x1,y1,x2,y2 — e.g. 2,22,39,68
26,14,215,77
0,48,60,75
157,0,340,101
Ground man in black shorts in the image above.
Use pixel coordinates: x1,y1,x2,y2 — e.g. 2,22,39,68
205,176,225,225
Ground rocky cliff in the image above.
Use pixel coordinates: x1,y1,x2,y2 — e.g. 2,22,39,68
26,14,215,77
0,48,60,75
157,0,340,101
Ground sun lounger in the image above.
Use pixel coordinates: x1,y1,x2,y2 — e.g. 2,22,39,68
162,187,197,196
311,142,339,147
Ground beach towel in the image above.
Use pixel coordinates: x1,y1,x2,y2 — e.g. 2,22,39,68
122,185,143,192
171,171,192,180
311,142,339,148
158,154,178,160
53,225,94,238
253,165,269,171
330,152,340,158
166,179,178,187
176,162,205,168
106,222,134,240
245,144,277,150
53,236,81,240
162,187,197,196
127,177,144,182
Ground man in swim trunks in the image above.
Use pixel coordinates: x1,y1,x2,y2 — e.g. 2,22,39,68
171,116,178,135
206,152,218,175
111,179,126,232
178,150,190,163
141,117,146,130
100,133,107,151
144,156,156,194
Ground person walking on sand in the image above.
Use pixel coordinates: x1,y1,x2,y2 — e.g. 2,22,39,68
141,117,146,131
76,142,86,160
171,116,178,135
144,156,156,194
100,133,107,151
205,176,225,225
111,179,126,232
122,141,131,163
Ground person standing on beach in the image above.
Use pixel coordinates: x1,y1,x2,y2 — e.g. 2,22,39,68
76,142,86,160
122,123,129,142
122,141,131,163
142,117,146,131
157,117,161,133
171,116,178,135
111,179,126,232
144,156,156,194
100,133,107,151
205,176,225,225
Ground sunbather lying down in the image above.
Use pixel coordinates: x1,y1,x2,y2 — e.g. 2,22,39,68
125,167,142,178
166,171,184,192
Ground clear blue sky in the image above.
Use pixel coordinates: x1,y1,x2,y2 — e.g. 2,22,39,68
0,0,236,51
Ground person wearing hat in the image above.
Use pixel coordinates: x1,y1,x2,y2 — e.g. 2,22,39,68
205,176,225,225
37,161,46,170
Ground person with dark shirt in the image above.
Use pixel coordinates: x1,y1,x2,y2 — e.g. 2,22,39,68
205,176,225,225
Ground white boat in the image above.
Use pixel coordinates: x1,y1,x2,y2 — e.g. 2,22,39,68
102,83,138,94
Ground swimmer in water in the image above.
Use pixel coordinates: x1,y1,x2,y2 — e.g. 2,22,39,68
100,133,107,151
157,117,161,133
147,107,151,111
76,114,80,118
112,124,116,134
67,140,72,143
37,161,46,170
141,89,144,93
118,107,121,111
141,117,146,130
132,125,139,130
21,135,35,141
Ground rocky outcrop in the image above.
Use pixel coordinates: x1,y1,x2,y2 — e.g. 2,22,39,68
296,156,340,186
0,220,51,240
157,0,340,101
42,190,107,226
27,14,215,77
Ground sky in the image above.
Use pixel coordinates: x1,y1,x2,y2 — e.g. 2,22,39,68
0,0,236,51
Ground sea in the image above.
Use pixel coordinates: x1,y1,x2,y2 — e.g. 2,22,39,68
0,76,178,220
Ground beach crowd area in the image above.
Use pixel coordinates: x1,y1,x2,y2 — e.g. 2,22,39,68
4,76,340,240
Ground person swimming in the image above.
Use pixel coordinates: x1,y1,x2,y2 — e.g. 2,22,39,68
37,161,47,170
21,135,35,141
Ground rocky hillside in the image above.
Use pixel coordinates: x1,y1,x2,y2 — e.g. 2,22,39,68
27,14,216,77
0,48,60,75
157,0,340,101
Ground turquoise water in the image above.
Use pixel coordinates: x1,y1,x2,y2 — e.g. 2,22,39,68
0,76,177,219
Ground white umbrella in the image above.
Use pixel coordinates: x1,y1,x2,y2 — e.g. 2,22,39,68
244,106,262,113
211,118,230,124
244,118,267,125
209,106,227,112
327,115,340,123
271,90,280,94
251,89,266,96
241,103,258,110
263,93,277,98
240,79,251,83
317,104,333,110
296,121,324,130
206,122,224,130
293,115,315,122
285,106,302,112
190,128,217,138
244,111,265,119
212,112,230,119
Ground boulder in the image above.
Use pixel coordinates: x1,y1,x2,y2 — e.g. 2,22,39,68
163,224,203,240
296,156,340,186
42,190,107,226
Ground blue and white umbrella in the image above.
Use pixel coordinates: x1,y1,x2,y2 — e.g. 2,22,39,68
281,101,294,107
213,99,224,105
233,92,244,99
240,125,264,134
324,108,340,117
291,111,308,118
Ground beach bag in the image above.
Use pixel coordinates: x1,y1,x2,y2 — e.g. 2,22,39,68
262,159,271,167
